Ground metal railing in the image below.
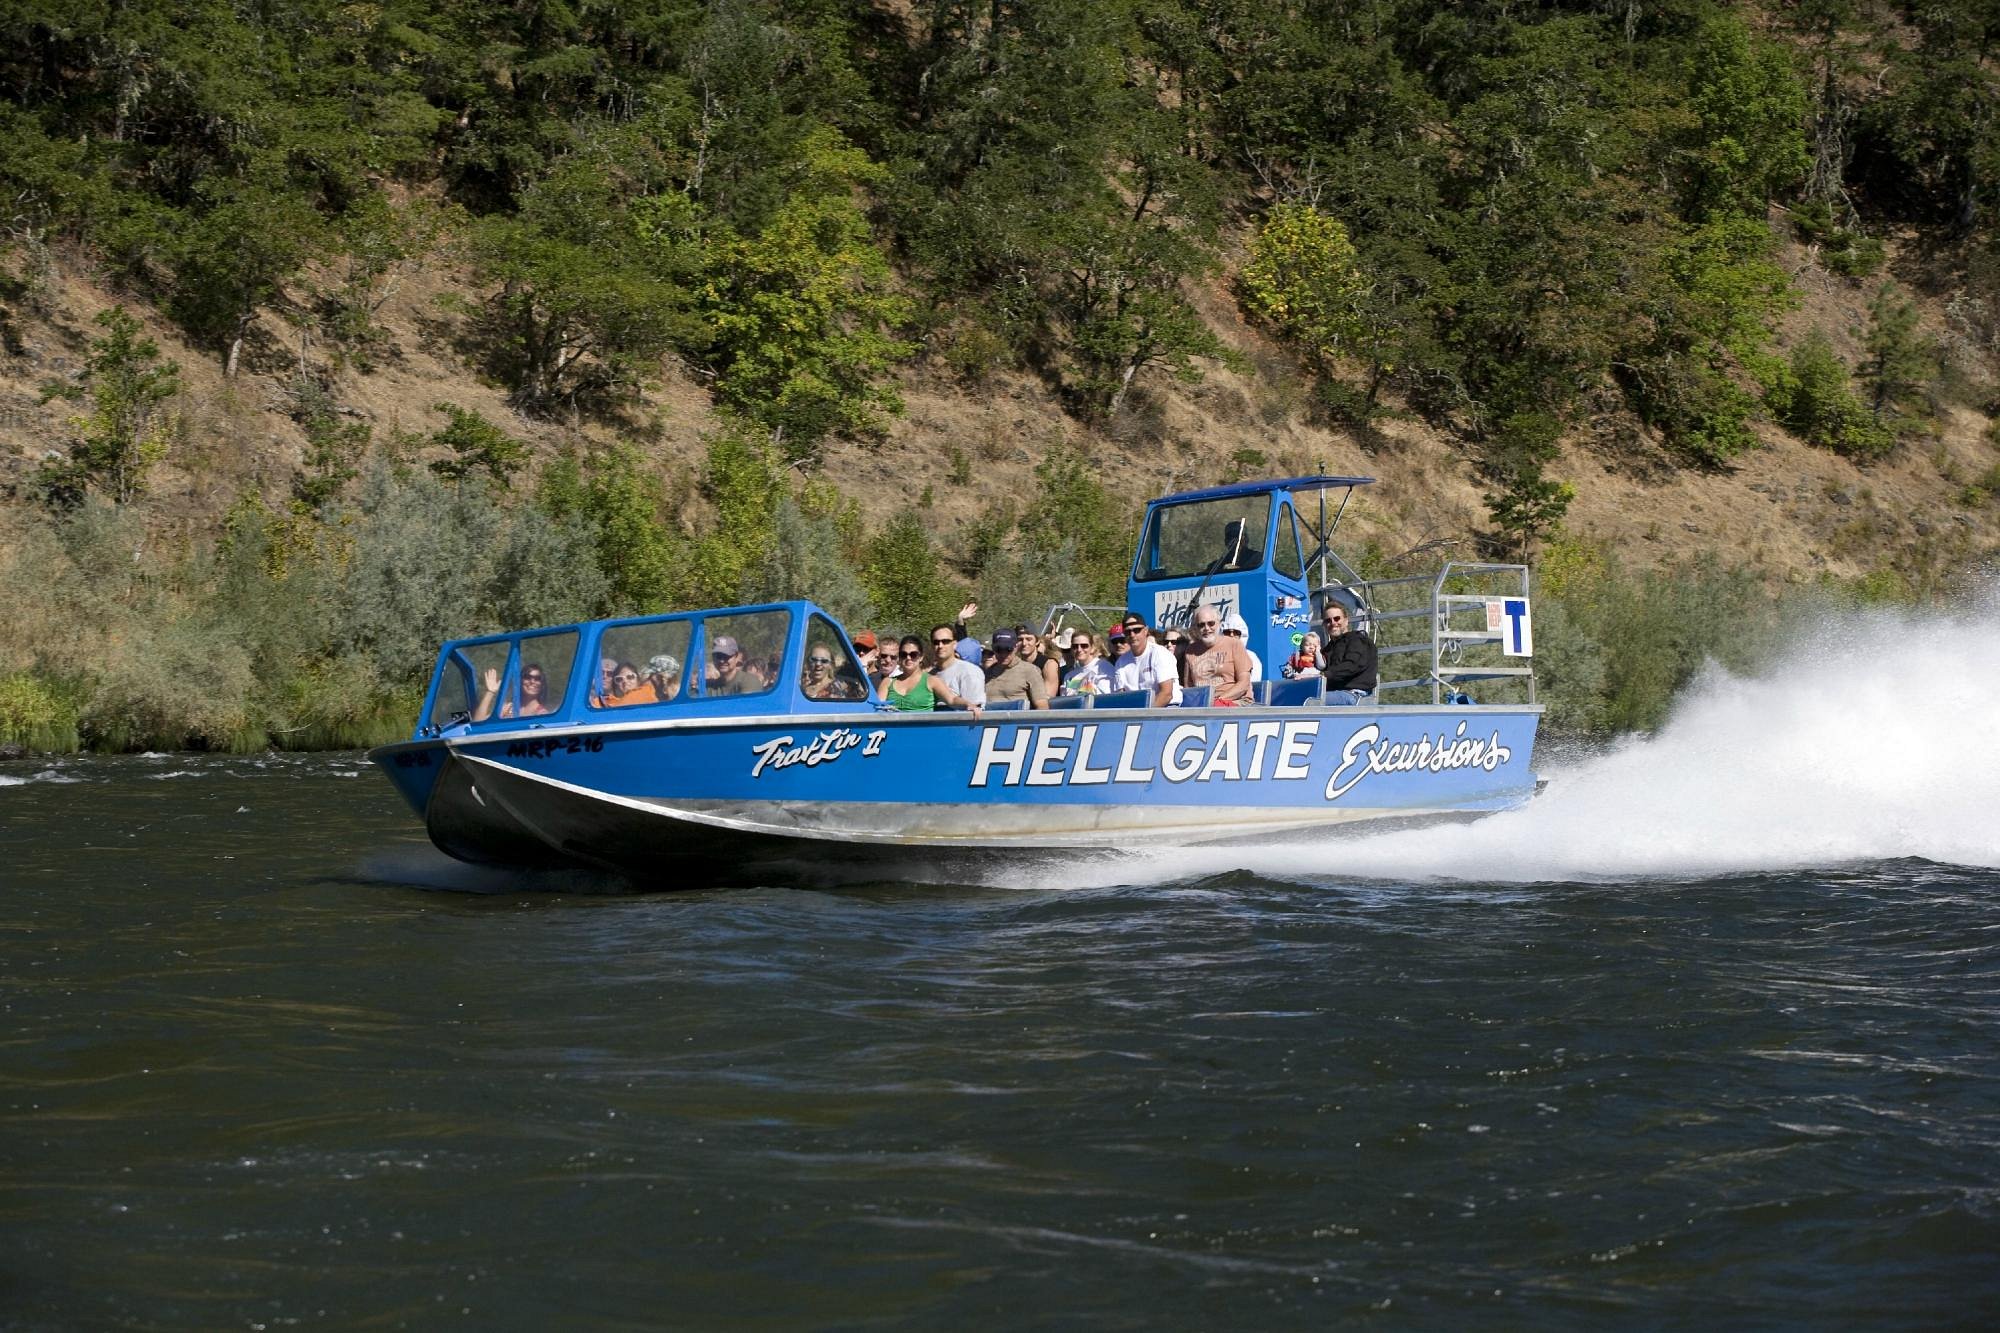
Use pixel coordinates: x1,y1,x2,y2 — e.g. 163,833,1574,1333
1325,562,1535,707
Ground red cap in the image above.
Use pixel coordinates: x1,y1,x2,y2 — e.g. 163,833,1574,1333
852,631,877,650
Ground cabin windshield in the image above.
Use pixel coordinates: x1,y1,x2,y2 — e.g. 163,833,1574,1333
1134,494,1272,581
800,615,871,703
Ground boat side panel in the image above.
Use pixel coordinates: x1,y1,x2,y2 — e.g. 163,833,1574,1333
448,708,1540,821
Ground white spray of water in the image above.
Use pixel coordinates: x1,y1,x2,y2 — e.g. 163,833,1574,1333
1129,597,2000,884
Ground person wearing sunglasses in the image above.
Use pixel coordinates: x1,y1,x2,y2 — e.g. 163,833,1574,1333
1060,629,1115,697
1112,614,1182,707
982,628,1050,708
879,635,981,714
928,623,987,707
1181,605,1254,706
1319,602,1377,704
800,644,843,701
474,660,557,720
709,635,767,696
600,660,658,708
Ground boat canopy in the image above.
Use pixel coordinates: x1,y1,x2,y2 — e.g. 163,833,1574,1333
1146,474,1375,507
415,600,875,738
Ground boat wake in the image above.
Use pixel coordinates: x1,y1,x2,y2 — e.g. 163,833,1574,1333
1113,594,2000,886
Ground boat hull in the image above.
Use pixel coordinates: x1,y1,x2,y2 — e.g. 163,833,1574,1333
371,705,1540,884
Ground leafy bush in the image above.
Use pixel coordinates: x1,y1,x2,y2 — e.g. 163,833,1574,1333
1531,541,1785,737
0,674,79,753
864,509,962,633
329,463,605,683
427,403,528,487
1771,329,1894,458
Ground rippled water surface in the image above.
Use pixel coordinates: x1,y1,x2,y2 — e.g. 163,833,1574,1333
6,603,2000,1333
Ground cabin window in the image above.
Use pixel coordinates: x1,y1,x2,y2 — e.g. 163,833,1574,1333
701,609,790,698
1273,504,1305,580
432,640,514,729
593,620,691,709
1134,495,1273,581
507,630,578,720
800,616,871,703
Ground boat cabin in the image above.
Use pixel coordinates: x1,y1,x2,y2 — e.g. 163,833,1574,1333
416,600,875,738
1127,475,1373,675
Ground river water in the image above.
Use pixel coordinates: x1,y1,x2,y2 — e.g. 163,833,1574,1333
4,606,1998,1328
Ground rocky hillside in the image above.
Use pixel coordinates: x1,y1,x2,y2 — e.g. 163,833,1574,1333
3,218,1996,591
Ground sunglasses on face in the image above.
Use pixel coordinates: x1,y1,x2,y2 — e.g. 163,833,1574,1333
1124,625,1147,635
931,638,954,648
523,673,544,683
900,649,922,659
809,656,832,666
614,672,637,684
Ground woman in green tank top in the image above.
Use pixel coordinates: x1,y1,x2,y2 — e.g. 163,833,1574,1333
878,635,977,712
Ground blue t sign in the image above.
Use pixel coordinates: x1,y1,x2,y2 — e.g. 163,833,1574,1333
1501,598,1533,657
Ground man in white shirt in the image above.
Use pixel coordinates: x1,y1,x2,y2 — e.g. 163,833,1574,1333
1113,614,1182,706
1223,612,1262,682
929,623,986,706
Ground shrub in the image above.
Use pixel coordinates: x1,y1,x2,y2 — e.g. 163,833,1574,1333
748,496,875,625
864,509,962,632
0,674,79,753
1773,329,1894,458
427,403,529,487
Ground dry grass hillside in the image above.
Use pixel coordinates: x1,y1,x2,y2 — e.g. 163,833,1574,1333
4,220,1998,589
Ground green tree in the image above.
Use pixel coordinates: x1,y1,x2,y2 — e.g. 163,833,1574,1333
1482,411,1575,554
693,129,914,458
1862,284,1939,420
1681,14,1811,219
36,307,182,508
682,429,786,606
539,444,680,616
1240,202,1368,374
864,509,959,632
168,185,322,375
469,132,704,416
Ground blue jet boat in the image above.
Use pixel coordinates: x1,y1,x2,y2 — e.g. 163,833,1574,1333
370,476,1542,881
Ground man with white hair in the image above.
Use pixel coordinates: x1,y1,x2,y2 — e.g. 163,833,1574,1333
1180,603,1254,705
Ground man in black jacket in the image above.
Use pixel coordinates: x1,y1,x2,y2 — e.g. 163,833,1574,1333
1319,602,1377,703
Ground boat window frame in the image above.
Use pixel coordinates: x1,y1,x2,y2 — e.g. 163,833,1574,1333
1130,493,1276,583
798,613,873,705
699,608,793,701
591,616,694,710
1273,502,1306,582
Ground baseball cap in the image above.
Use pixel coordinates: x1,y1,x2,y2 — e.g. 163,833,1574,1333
711,635,741,657
990,628,1018,652
648,653,680,676
851,630,876,650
